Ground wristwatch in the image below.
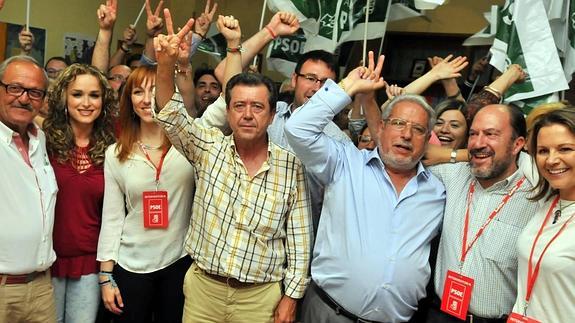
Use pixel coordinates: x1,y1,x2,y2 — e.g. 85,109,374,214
450,149,457,163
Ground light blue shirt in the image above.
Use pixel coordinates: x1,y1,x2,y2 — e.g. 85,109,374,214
284,79,446,322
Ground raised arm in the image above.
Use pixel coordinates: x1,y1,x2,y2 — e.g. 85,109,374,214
110,25,137,67
92,0,117,72
285,52,385,184
217,15,242,93
213,11,299,82
140,0,165,65
428,56,465,101
403,54,468,95
154,9,193,108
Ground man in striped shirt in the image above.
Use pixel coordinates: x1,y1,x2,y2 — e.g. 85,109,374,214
154,14,312,323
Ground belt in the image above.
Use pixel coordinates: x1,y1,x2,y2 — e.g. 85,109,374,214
311,281,383,323
203,271,259,289
430,294,507,323
0,271,46,285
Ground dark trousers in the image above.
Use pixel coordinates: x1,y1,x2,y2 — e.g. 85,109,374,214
111,256,193,323
425,296,508,323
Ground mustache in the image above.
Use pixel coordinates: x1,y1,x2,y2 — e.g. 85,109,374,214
14,104,33,112
469,148,494,156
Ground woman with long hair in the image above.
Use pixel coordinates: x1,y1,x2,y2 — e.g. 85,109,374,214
43,63,116,322
511,106,575,322
96,65,194,323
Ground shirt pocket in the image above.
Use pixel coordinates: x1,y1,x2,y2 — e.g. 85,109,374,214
39,165,59,198
482,218,522,267
237,192,288,240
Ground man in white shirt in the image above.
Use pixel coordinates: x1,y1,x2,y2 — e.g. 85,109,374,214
0,55,58,323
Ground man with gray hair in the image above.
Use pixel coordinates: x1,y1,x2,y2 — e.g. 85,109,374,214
284,54,446,322
0,55,58,323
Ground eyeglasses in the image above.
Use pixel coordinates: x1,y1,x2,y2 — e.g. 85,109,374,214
0,81,46,100
384,118,428,136
296,73,329,86
359,135,373,143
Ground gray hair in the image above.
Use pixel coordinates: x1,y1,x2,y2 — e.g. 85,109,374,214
0,55,49,89
382,94,436,134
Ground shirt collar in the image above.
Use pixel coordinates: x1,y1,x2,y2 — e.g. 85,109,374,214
228,135,274,162
0,121,38,144
276,102,293,119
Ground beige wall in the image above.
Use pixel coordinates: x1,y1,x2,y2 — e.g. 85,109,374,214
0,0,150,61
0,0,503,80
388,0,505,34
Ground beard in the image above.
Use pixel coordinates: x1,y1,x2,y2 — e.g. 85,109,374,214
469,142,515,181
379,142,422,173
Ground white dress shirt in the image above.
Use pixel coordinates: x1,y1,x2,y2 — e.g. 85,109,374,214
0,121,58,274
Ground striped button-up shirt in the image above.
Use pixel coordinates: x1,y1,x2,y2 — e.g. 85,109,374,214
156,94,312,298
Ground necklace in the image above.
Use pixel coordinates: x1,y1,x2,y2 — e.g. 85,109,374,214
137,141,163,150
553,199,575,224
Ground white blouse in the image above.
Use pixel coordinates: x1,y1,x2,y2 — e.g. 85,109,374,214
97,144,195,273
513,198,575,322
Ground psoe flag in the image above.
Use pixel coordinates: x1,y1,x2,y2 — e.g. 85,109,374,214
489,0,568,102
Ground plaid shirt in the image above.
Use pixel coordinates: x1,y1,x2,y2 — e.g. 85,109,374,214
155,93,312,298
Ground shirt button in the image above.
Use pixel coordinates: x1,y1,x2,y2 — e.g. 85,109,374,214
382,284,391,289
324,87,328,91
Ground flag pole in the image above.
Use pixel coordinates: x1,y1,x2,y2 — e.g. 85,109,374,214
253,0,268,68
362,0,372,66
26,0,31,31
133,2,147,28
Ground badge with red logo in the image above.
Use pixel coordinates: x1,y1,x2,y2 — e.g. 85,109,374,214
440,270,474,320
507,313,540,323
142,191,169,228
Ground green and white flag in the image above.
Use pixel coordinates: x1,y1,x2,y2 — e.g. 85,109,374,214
197,33,228,61
389,0,423,22
267,0,391,53
266,29,307,77
489,0,568,103
463,5,498,47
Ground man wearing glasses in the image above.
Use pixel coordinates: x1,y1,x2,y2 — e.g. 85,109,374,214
285,54,446,322
0,56,58,322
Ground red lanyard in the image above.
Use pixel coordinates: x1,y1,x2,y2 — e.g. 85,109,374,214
138,143,168,184
524,196,575,307
460,176,526,267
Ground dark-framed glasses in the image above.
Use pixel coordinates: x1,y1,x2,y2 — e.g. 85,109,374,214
384,118,428,136
0,81,46,100
296,73,329,86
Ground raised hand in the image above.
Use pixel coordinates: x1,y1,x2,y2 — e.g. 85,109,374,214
153,8,194,67
266,12,299,37
176,29,193,66
341,51,386,97
97,0,117,31
194,0,217,38
217,15,241,46
506,63,527,83
386,83,404,100
123,25,137,46
427,54,468,80
146,0,164,37
18,27,34,53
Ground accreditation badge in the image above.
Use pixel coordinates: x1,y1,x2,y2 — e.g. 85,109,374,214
440,270,474,320
142,191,169,228
507,313,541,323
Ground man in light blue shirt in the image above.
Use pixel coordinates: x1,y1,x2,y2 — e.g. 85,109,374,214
285,55,446,322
